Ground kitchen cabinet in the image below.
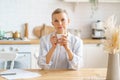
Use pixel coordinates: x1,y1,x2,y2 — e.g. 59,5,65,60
62,0,88,2
63,0,120,3
83,44,108,68
0,44,40,69
31,44,40,69
0,45,32,69
14,52,31,69
99,0,120,3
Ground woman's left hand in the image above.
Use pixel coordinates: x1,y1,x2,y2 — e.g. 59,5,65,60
61,35,73,61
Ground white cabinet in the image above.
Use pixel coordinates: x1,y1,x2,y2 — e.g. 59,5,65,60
0,44,40,69
83,44,108,68
63,0,120,3
63,0,88,2
31,44,40,69
0,45,31,69
100,0,120,3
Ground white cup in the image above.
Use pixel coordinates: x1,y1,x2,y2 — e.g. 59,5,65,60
56,34,63,39
56,34,63,44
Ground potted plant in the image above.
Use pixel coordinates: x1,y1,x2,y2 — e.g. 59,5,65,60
102,15,120,80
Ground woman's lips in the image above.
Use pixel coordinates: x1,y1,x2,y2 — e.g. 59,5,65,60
58,27,63,29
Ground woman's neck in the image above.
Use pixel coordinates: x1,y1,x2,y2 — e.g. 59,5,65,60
56,31,68,36
56,30,67,34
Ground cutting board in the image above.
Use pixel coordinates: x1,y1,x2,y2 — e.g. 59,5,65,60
33,24,55,38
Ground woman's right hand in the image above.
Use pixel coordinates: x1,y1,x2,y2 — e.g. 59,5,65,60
50,35,57,48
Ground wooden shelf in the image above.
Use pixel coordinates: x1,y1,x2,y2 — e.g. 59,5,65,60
0,39,102,44
0,39,40,45
63,0,120,3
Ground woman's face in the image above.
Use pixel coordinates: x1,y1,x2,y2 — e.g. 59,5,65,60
52,12,70,34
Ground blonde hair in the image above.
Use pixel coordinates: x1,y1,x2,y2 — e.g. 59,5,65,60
52,8,69,18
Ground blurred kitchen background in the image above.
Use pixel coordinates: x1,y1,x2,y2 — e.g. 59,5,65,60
0,0,120,69
0,0,120,39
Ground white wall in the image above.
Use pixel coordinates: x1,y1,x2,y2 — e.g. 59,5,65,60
0,0,120,38
73,3,120,38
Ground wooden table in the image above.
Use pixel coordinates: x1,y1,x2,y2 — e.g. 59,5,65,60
0,68,107,80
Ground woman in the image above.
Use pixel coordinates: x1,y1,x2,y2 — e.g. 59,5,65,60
37,8,83,70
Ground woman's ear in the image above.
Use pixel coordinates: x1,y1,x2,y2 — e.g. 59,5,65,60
51,21,54,26
51,22,56,29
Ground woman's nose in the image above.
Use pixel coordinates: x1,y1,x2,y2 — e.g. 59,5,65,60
58,21,62,25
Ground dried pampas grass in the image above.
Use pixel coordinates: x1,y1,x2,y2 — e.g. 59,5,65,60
103,15,120,54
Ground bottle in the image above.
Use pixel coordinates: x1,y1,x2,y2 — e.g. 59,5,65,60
24,23,28,39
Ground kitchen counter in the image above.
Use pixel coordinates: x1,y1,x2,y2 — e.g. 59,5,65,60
0,68,107,80
0,39,40,45
0,39,103,44
83,38,103,44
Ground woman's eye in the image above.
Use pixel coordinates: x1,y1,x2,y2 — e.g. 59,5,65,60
54,20,58,22
61,19,65,22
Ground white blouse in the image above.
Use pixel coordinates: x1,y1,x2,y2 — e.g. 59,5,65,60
37,32,83,70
